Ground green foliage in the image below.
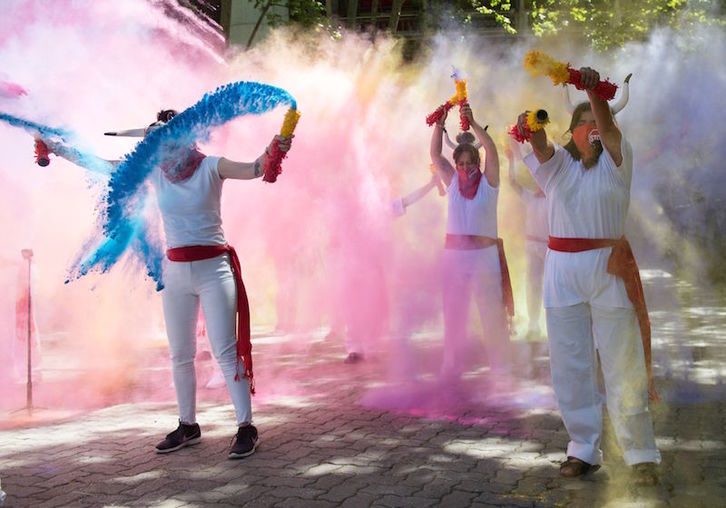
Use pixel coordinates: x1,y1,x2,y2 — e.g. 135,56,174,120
460,0,724,49
287,0,327,26
528,0,725,50
247,0,724,50
252,0,327,28
471,0,517,33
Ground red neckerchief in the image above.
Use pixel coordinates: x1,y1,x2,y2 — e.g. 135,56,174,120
160,149,206,183
455,167,482,199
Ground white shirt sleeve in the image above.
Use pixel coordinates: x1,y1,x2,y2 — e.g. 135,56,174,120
524,143,568,192
598,135,633,189
522,150,539,172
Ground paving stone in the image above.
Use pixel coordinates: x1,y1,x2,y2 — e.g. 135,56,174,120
439,490,479,508
1,320,724,508
275,499,338,508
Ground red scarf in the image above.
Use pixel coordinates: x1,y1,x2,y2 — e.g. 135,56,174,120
166,244,254,393
547,236,652,378
160,149,206,183
455,167,482,199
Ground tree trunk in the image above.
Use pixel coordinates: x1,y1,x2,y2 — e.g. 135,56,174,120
246,1,273,50
370,0,379,38
389,0,404,33
347,0,358,28
515,0,528,33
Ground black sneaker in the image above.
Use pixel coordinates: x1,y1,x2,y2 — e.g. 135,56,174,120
228,425,258,459
155,421,201,454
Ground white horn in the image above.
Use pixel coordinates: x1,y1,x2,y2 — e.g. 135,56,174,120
443,130,457,150
562,85,576,114
104,128,146,137
611,73,632,115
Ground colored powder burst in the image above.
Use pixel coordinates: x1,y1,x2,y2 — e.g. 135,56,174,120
0,112,114,176
69,80,297,290
0,111,71,139
0,80,27,98
0,112,118,175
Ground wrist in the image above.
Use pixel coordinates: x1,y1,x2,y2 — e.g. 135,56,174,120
254,154,265,178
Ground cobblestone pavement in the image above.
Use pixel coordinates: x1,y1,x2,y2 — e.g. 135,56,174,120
1,272,725,507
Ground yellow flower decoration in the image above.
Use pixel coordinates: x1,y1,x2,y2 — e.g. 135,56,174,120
280,107,300,138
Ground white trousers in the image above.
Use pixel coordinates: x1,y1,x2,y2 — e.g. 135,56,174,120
441,247,510,376
162,254,252,426
546,303,660,466
525,240,546,334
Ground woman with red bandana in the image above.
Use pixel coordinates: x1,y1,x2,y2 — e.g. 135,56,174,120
43,109,290,460
430,105,512,382
517,67,660,485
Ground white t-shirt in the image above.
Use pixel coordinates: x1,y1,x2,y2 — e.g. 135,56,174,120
150,156,226,249
524,137,634,308
446,175,498,238
443,175,500,278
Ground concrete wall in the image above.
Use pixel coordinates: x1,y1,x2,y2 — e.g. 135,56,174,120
226,0,289,48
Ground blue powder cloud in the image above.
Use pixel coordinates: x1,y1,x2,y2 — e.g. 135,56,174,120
3,81,297,290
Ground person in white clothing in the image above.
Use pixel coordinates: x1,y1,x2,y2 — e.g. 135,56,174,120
43,109,290,460
389,170,444,219
517,67,660,485
430,105,512,382
505,140,548,341
338,171,444,365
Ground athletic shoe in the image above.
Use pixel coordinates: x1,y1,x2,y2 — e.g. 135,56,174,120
155,420,201,454
228,425,258,459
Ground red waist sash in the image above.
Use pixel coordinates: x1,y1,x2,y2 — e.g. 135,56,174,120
547,236,652,376
166,244,254,393
445,235,515,321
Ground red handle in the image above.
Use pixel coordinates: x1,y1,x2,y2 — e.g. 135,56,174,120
34,140,50,167
262,139,289,183
567,68,618,101
459,101,470,131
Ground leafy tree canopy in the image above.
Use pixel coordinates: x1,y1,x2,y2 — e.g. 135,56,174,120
468,0,725,50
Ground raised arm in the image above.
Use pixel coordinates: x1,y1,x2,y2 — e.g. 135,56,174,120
505,141,523,197
43,138,117,176
401,173,441,209
580,67,623,165
516,111,555,164
430,110,455,187
461,104,499,188
218,135,291,180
